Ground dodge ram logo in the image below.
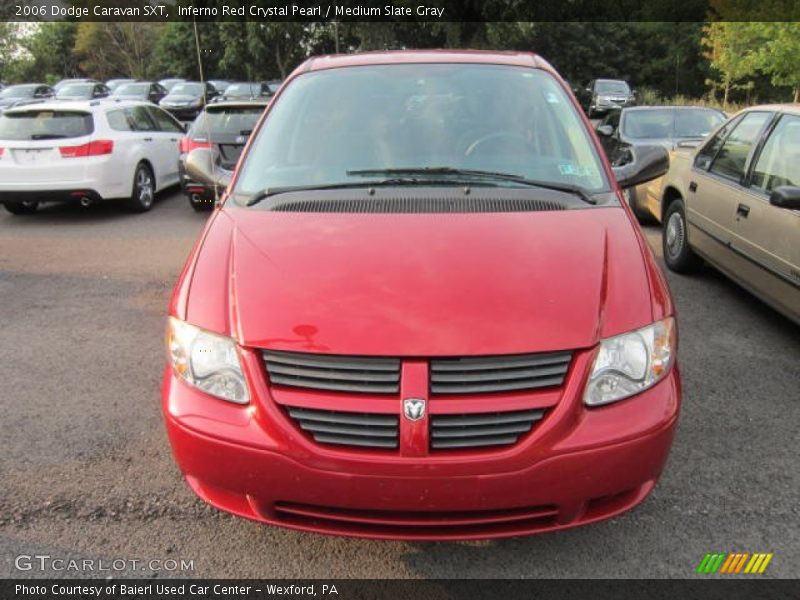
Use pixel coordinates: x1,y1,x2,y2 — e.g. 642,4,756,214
403,398,425,421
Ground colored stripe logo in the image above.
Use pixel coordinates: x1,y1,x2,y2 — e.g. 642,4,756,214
697,553,773,574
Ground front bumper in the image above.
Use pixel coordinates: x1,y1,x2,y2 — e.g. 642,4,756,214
163,348,680,540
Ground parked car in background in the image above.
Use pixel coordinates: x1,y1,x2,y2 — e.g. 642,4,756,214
660,104,800,323
166,50,677,540
53,78,98,92
213,81,272,102
159,81,218,121
596,106,726,221
207,79,231,94
579,79,636,117
112,81,168,104
0,84,54,113
265,79,282,95
178,100,267,210
55,82,111,102
106,78,137,93
158,78,186,93
0,100,184,214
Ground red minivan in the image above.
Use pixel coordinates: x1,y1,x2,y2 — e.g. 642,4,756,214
163,50,679,540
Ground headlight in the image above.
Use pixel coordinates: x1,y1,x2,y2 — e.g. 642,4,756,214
166,317,249,404
584,317,676,406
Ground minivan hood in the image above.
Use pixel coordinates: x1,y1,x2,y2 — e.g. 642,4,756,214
184,203,657,356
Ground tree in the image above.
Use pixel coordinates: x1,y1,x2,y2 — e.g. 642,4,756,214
749,23,800,102
702,22,760,107
73,22,163,79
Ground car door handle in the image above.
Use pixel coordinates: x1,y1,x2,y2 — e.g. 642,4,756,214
689,181,698,193
143,137,153,142
736,203,750,218
169,138,178,142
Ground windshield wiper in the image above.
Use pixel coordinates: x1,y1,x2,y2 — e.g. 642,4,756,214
346,167,596,204
30,134,67,140
245,177,446,207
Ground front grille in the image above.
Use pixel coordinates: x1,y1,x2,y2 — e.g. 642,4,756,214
273,501,559,534
263,350,400,394
430,409,545,449
286,406,399,449
430,351,572,394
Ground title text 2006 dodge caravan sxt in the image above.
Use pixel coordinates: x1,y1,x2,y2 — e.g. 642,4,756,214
163,51,679,540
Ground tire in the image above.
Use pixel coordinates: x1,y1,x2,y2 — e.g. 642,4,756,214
126,163,155,213
3,200,39,215
663,198,702,273
188,192,213,212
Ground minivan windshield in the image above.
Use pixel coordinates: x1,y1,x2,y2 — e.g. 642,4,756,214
235,64,609,199
596,80,631,94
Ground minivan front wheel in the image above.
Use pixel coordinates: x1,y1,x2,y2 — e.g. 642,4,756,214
126,163,155,212
663,199,701,273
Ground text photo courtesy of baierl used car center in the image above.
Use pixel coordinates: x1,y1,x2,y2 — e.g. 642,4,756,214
0,0,798,596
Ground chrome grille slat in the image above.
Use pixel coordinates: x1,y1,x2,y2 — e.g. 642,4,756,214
430,352,571,372
432,410,544,427
431,364,569,383
313,433,398,448
432,423,533,438
265,351,399,371
286,407,399,449
433,436,520,449
267,363,399,382
430,409,545,450
287,407,397,427
430,352,571,394
264,350,400,394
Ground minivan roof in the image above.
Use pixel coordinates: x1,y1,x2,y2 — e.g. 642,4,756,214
298,50,551,74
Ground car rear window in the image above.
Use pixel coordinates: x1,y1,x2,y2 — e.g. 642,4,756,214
190,107,263,138
0,110,94,140
115,83,148,95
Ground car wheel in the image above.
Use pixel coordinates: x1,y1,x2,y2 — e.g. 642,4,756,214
3,200,39,215
189,192,213,212
126,163,155,213
663,199,702,273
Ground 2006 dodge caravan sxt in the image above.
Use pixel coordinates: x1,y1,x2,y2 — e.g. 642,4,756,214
163,50,679,540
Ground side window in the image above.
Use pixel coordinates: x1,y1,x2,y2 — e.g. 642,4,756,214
146,106,183,133
106,109,132,131
127,106,157,131
708,111,771,182
752,114,800,193
695,116,739,170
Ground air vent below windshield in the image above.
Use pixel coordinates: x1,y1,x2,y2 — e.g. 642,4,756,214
269,197,565,213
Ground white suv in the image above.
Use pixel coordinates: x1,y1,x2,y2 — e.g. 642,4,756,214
0,100,184,214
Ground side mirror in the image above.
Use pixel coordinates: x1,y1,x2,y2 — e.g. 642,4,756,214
596,124,614,137
612,144,669,189
769,186,800,210
184,148,232,192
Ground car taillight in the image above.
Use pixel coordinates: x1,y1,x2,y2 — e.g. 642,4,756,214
59,140,114,158
0,148,4,157
179,137,211,153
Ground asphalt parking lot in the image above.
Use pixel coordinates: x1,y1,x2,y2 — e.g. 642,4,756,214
1,188,798,579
